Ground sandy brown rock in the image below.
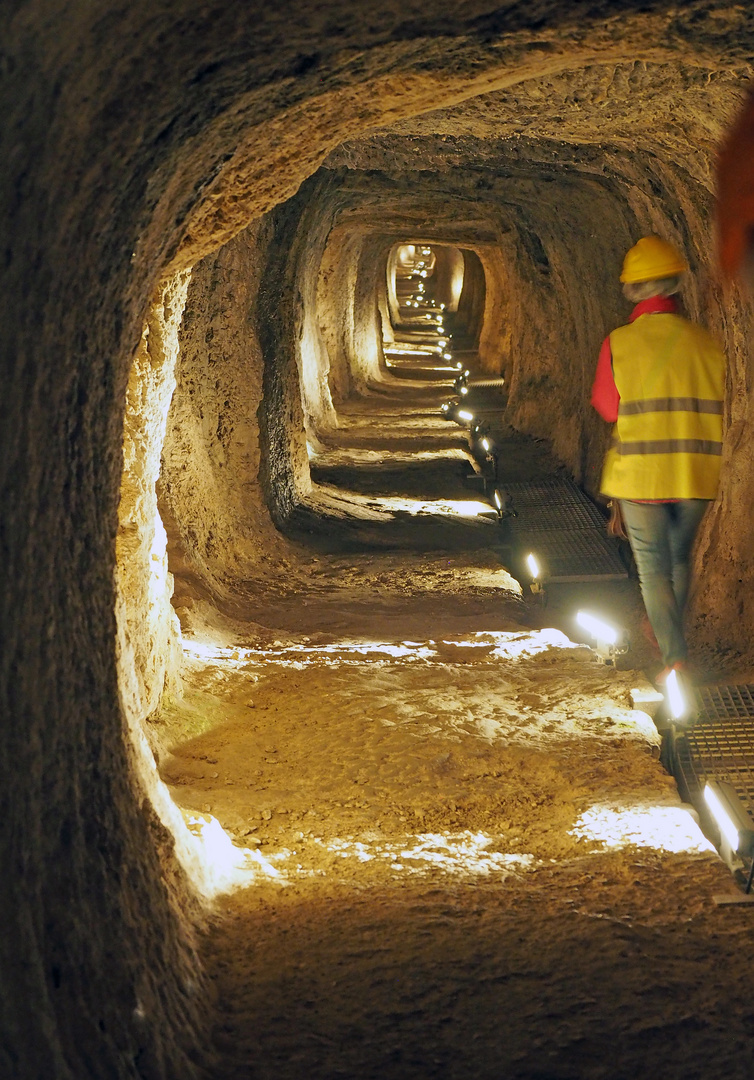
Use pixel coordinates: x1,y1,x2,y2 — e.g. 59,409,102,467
5,2,754,1078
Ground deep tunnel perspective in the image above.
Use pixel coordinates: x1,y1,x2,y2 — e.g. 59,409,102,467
5,3,754,1079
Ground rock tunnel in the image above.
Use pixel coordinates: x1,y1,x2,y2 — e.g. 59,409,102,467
4,2,754,1077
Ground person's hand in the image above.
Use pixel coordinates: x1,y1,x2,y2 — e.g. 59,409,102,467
607,500,627,540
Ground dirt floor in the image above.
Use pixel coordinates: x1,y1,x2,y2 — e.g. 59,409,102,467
158,359,754,1080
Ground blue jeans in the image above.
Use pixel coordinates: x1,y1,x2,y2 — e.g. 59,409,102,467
619,499,709,667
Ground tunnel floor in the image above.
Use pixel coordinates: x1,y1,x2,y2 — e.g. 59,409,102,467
160,357,754,1079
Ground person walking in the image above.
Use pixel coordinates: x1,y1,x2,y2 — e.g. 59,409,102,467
591,236,726,686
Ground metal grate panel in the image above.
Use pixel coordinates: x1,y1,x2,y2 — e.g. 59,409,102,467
511,503,607,531
512,529,627,581
697,685,754,720
503,479,588,506
500,479,627,581
674,686,754,818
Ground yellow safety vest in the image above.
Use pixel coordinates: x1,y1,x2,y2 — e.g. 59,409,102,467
600,313,725,500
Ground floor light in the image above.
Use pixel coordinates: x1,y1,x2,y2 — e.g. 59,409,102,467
703,780,754,894
576,610,627,664
664,669,690,722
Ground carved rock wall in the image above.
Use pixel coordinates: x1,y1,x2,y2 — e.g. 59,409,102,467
117,274,189,727
4,3,754,1076
161,220,294,597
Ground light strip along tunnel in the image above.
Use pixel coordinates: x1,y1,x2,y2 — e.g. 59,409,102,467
4,5,754,1080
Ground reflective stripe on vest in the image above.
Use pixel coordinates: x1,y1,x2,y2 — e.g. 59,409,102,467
618,397,723,416
615,438,722,456
599,313,725,501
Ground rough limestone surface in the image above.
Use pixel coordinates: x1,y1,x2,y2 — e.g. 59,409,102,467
4,2,754,1077
117,273,190,729
161,221,295,600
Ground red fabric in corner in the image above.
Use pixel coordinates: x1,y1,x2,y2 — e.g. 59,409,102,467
591,336,619,422
717,88,754,280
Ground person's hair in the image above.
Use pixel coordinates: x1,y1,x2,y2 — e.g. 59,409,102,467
622,275,683,302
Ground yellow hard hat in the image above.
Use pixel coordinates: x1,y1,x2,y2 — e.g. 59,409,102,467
620,236,688,283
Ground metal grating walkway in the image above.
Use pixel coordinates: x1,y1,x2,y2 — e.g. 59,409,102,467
504,478,594,505
506,503,607,532
514,531,628,582
504,478,628,582
675,686,754,820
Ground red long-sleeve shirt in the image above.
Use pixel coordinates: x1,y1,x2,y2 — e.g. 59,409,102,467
590,295,679,422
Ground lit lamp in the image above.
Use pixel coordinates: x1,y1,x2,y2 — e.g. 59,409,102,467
491,488,511,521
527,552,544,596
440,400,474,425
704,781,754,894
664,668,692,724
575,610,628,665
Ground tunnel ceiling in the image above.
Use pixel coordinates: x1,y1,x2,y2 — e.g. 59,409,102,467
324,60,751,186
169,3,754,269
319,181,501,246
